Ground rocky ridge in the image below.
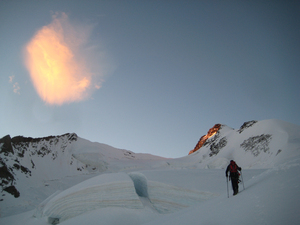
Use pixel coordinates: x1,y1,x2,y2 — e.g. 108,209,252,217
0,133,80,199
189,124,222,155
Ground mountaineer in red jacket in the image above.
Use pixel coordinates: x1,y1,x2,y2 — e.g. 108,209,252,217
226,160,242,195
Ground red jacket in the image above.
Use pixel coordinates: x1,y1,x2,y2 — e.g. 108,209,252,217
226,160,241,177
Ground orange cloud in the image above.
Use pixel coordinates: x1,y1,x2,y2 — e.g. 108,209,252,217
24,12,96,105
9,75,21,94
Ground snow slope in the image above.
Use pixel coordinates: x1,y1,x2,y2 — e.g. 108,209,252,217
169,119,300,169
0,119,299,224
0,133,166,216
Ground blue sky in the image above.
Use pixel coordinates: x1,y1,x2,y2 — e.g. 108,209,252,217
1,0,299,158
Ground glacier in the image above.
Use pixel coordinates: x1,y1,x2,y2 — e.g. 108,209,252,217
0,119,300,225
33,172,216,223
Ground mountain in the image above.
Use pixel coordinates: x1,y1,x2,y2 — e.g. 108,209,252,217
0,133,165,203
0,119,300,224
181,119,300,169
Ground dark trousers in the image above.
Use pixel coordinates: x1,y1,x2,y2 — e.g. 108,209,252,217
230,173,239,195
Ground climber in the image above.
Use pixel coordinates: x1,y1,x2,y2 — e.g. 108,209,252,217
226,160,242,195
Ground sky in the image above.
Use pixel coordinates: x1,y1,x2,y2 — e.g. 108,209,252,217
0,0,299,158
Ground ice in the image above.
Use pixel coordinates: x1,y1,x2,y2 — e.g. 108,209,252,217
41,173,143,223
128,172,215,214
34,171,215,223
128,172,149,198
1,165,299,225
147,181,215,214
33,190,62,218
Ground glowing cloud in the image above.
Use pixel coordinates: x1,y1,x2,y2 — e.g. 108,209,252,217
24,12,103,105
9,75,21,94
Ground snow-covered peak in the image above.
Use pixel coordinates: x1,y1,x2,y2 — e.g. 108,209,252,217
185,119,300,169
0,132,166,202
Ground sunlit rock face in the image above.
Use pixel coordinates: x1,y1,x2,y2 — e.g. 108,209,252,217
189,124,221,155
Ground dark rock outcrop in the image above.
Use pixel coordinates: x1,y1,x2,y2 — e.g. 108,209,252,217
0,135,14,155
0,133,78,199
238,120,258,133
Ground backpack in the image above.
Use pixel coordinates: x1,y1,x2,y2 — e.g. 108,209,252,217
229,161,238,173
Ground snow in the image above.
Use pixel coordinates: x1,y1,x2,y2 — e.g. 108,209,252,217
41,173,144,223
1,119,300,225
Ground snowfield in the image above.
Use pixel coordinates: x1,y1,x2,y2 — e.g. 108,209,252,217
0,119,300,224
